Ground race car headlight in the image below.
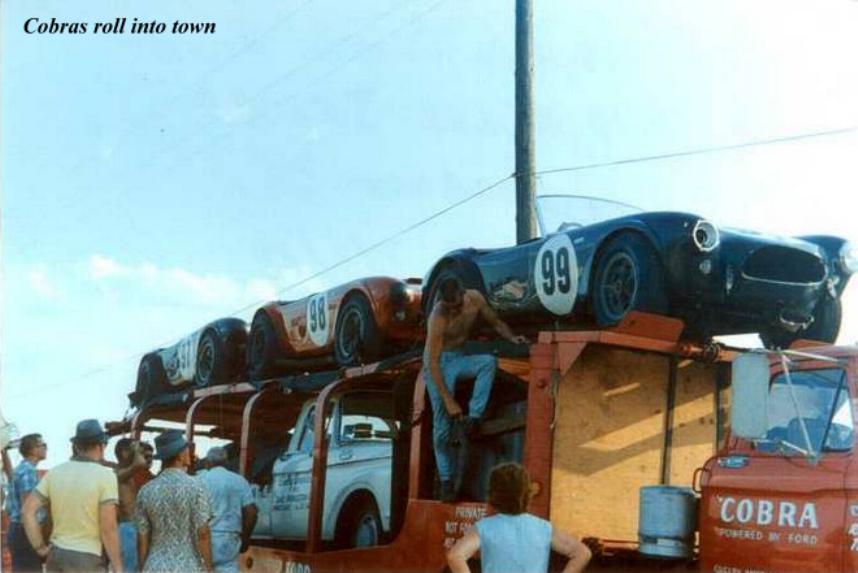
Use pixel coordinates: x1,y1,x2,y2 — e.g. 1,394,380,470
840,242,858,274
389,282,410,308
692,219,720,253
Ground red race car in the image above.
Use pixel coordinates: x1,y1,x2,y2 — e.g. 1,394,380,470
247,276,423,379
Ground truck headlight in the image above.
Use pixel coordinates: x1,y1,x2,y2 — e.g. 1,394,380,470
692,219,720,253
840,242,858,274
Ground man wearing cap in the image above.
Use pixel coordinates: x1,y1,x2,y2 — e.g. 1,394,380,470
197,447,257,573
425,276,527,502
21,419,123,572
115,438,150,572
6,433,47,572
135,429,214,572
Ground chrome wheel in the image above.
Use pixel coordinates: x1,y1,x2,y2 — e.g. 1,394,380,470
599,252,638,322
334,295,381,367
196,336,215,386
337,305,365,364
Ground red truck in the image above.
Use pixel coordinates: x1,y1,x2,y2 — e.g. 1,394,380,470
110,312,857,572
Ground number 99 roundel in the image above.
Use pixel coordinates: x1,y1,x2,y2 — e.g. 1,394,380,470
534,234,578,315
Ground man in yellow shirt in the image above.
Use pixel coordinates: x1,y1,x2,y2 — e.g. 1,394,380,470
22,419,123,573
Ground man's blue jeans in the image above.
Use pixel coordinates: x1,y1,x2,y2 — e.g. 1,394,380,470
424,351,497,482
118,521,139,572
211,531,242,573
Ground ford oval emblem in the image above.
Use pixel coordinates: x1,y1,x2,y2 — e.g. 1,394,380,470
717,455,749,469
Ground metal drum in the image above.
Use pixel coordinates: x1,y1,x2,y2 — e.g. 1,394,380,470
638,485,698,559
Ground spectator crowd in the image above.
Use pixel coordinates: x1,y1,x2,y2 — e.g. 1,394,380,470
2,419,589,573
2,420,256,573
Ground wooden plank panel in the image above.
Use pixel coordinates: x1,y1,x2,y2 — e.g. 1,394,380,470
550,346,669,541
668,360,719,486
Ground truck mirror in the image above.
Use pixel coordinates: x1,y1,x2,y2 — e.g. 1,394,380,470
731,353,771,440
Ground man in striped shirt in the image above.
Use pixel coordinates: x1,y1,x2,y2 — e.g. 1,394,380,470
6,433,47,573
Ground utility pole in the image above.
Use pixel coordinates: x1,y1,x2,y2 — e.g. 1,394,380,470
515,0,537,244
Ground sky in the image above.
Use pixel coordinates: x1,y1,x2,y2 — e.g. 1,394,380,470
2,0,858,468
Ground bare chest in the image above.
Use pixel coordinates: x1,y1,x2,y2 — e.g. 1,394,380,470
442,308,480,344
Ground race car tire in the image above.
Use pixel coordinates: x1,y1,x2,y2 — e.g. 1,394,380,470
247,311,280,380
334,494,382,549
760,297,841,350
194,329,227,388
592,233,668,327
135,354,168,406
334,294,383,367
423,262,484,319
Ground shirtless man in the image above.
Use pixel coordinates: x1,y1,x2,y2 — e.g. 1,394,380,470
115,439,148,572
425,276,526,501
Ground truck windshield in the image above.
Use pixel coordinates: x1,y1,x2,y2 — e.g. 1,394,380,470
338,392,397,442
759,368,854,455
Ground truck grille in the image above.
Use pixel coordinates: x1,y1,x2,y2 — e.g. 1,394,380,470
742,246,826,284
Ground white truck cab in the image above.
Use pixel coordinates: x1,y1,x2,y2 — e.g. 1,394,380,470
252,390,395,548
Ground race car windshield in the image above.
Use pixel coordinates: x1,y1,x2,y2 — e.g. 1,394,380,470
536,195,643,236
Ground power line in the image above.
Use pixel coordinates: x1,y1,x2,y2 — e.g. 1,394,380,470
243,0,426,113
8,0,443,266
6,0,455,403
6,123,856,401
239,171,513,311
155,0,449,179
534,126,858,177
17,0,315,184
3,172,514,402
266,0,450,115
133,0,433,181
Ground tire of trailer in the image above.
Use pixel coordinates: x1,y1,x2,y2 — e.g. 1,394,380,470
333,294,382,367
423,261,484,318
247,311,280,380
135,354,168,406
591,232,668,327
334,494,382,549
194,328,226,388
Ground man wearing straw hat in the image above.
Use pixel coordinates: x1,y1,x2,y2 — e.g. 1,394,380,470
135,429,213,572
22,419,123,572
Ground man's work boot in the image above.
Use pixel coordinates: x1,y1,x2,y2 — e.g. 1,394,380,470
465,417,481,439
440,480,456,502
448,417,466,447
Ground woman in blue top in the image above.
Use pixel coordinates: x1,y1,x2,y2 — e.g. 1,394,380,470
447,463,591,573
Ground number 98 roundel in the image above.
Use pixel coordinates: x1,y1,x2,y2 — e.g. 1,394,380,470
306,292,329,347
534,234,578,315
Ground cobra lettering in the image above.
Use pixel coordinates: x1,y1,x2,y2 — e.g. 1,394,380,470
719,497,818,529
284,562,311,573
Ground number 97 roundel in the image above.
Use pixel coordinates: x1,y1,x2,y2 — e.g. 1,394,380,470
534,234,578,315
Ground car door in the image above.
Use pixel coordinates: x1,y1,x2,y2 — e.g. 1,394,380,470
476,231,589,324
250,483,273,538
323,392,395,536
271,403,318,539
475,239,546,318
